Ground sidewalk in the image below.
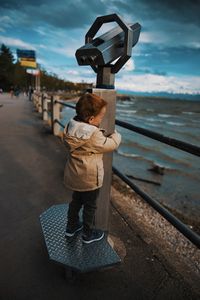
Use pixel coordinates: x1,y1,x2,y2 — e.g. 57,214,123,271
0,93,199,300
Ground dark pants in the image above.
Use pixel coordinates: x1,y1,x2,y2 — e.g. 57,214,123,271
67,189,100,235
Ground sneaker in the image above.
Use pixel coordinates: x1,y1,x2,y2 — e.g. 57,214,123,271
82,229,105,244
65,223,83,237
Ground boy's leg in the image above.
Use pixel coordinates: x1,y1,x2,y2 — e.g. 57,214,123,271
67,191,83,229
82,189,99,235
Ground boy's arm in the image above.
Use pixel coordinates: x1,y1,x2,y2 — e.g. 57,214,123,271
90,129,121,153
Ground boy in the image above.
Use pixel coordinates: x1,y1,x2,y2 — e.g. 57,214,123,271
63,93,121,244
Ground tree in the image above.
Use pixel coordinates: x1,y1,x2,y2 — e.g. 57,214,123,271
0,43,92,93
13,61,27,89
0,44,15,91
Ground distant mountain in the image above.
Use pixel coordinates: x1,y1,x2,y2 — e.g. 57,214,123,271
117,90,200,101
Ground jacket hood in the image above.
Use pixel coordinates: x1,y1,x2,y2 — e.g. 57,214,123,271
64,119,97,151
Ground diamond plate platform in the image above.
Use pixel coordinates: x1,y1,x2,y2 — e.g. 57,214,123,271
40,204,121,273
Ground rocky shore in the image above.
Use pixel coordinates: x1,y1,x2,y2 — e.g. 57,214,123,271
111,174,200,293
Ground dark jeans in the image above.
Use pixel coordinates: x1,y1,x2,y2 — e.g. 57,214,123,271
67,189,100,235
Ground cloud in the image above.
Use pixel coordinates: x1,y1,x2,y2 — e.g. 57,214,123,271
34,27,47,36
140,0,200,26
122,58,135,72
0,0,107,30
115,0,200,26
140,21,200,49
45,63,95,83
49,39,82,58
1,0,199,51
115,73,200,94
66,70,79,76
0,0,199,94
0,0,50,10
0,15,14,29
113,1,200,50
0,35,36,50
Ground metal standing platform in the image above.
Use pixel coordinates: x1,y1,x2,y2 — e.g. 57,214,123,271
40,204,121,273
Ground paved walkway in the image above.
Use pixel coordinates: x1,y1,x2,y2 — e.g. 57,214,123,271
0,93,199,300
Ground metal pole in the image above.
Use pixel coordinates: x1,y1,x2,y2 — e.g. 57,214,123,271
113,166,200,248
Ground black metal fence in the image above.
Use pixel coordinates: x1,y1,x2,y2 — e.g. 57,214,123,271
54,99,200,248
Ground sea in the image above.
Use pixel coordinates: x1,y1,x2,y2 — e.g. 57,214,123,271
60,94,200,234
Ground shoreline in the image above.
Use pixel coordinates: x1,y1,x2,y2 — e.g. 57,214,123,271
112,174,200,235
111,174,200,293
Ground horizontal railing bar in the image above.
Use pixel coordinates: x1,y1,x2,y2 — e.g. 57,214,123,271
53,102,200,157
112,166,200,248
55,119,65,129
115,119,200,157
55,100,76,109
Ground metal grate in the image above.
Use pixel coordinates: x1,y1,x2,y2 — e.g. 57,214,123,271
40,204,121,272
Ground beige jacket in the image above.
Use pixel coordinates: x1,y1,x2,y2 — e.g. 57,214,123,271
63,118,121,191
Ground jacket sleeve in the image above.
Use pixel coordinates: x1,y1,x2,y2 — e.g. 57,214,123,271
89,129,121,153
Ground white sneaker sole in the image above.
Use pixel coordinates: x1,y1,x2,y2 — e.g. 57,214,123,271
65,226,83,237
82,232,105,244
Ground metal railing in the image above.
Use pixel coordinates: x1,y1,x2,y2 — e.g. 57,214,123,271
33,94,200,248
115,119,200,157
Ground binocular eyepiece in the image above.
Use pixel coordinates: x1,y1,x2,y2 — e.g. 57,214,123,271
75,14,141,74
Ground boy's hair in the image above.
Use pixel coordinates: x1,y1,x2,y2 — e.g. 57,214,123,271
76,93,107,122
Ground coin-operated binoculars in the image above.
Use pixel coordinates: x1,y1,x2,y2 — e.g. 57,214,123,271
76,13,141,230
76,13,141,88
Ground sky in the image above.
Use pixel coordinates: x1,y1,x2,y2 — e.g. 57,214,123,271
0,0,200,95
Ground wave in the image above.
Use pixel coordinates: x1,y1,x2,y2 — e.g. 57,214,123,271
144,117,158,122
166,121,185,126
146,108,154,112
117,150,140,158
115,150,178,171
158,114,171,118
117,109,137,114
116,102,133,107
118,140,193,169
182,111,195,115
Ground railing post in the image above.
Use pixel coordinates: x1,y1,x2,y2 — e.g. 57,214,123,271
32,92,36,106
38,94,42,113
51,95,61,136
47,98,51,126
42,94,49,121
41,93,44,116
33,92,37,108
36,93,39,111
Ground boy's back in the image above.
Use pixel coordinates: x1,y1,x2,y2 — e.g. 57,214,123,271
63,118,121,192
